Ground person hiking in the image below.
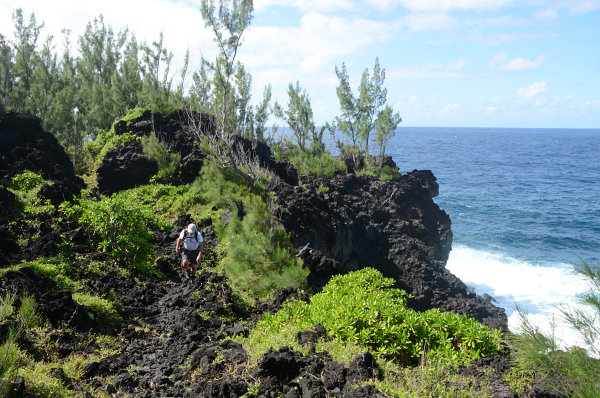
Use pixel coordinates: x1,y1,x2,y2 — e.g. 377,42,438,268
175,223,204,278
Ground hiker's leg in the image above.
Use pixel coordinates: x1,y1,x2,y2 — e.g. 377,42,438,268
190,263,197,277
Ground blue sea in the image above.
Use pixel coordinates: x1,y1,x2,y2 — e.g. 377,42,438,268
387,127,600,344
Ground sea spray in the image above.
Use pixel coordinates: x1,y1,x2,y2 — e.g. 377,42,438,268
446,244,590,347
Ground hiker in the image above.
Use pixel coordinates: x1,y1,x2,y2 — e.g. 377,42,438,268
175,223,204,278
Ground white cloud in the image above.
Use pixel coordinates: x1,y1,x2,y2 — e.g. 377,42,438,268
364,0,401,11
533,8,558,20
490,51,507,67
486,106,497,112
388,59,469,79
504,55,546,71
448,58,470,71
401,12,457,31
583,100,600,111
397,0,515,12
516,81,549,99
490,53,546,71
255,0,355,13
441,103,460,113
1,0,214,63
242,13,392,71
561,0,600,14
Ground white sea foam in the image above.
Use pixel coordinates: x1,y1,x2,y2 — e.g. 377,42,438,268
446,245,591,349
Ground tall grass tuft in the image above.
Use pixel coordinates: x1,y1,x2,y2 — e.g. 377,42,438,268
511,261,600,397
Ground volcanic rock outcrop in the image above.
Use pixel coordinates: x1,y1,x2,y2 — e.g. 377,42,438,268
271,171,507,330
97,110,297,194
0,112,84,204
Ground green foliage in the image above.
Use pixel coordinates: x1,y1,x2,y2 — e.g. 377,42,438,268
0,293,16,321
0,293,43,380
374,356,493,397
356,164,402,181
73,292,122,326
2,258,81,290
255,268,503,365
275,144,347,178
84,128,138,170
141,131,181,181
332,58,401,171
17,293,42,329
60,190,168,272
218,194,309,300
511,261,600,397
274,81,325,153
374,105,402,167
0,340,24,380
9,169,44,190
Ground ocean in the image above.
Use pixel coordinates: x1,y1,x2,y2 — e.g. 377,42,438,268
387,127,600,345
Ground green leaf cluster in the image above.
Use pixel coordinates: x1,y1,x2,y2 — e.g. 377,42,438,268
7,169,44,190
60,190,169,272
257,268,503,366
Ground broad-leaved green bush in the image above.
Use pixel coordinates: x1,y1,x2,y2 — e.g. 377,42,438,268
5,171,54,216
60,190,169,272
254,268,503,365
8,170,45,190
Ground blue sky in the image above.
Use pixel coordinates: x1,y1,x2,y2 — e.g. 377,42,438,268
1,0,599,128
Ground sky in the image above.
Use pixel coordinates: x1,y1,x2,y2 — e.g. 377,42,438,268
1,0,599,128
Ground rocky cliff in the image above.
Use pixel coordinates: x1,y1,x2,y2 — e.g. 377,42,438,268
0,110,522,397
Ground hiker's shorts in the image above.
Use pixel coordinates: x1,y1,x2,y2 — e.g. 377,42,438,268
182,248,200,264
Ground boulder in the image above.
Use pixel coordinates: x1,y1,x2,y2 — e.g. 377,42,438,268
0,111,84,200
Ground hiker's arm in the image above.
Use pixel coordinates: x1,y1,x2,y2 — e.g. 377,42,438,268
175,237,182,253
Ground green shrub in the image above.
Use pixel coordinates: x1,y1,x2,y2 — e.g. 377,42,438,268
60,190,169,272
5,171,53,216
141,131,181,181
289,150,347,178
84,128,138,169
356,164,402,181
218,195,309,300
9,170,45,190
254,268,503,365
